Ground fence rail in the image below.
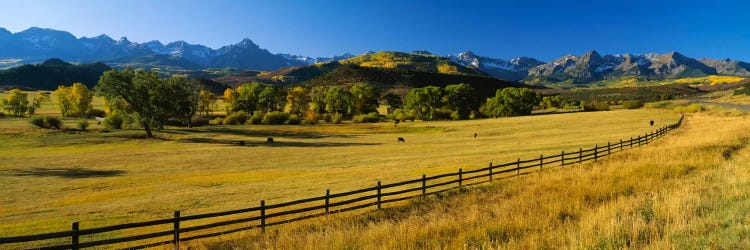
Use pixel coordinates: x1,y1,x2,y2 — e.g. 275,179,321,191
1,114,685,249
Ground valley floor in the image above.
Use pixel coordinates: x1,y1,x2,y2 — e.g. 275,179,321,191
192,112,750,249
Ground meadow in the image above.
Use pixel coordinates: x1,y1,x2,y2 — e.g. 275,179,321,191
0,107,679,241
196,110,750,249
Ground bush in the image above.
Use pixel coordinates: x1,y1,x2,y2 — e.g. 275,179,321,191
582,101,610,111
224,111,248,125
249,111,263,125
303,110,319,125
674,104,704,113
30,116,46,128
331,112,343,124
103,114,124,129
287,114,301,125
262,111,290,125
191,117,210,127
210,117,224,125
432,109,453,120
78,120,90,131
45,116,62,130
0,112,5,118
621,100,644,109
323,113,333,123
353,112,380,123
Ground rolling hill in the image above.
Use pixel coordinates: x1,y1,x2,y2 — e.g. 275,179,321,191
0,58,111,90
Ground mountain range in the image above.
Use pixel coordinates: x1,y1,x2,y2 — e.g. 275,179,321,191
0,27,353,71
2,27,750,86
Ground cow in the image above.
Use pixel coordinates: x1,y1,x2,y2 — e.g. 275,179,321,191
394,120,400,127
95,116,105,125
239,141,245,146
267,137,274,143
650,120,654,126
397,137,405,143
474,133,478,139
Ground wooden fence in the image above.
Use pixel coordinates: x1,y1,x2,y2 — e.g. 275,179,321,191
0,114,684,249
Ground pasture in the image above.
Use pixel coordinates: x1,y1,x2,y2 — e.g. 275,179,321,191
0,108,679,238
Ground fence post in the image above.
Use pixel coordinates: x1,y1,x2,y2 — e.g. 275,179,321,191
173,210,181,250
325,189,330,216
489,162,493,182
71,221,79,250
260,200,266,233
620,139,623,151
377,181,382,209
594,144,598,162
458,168,463,188
607,142,611,157
421,174,426,197
630,137,633,148
637,135,641,147
539,154,543,170
561,151,565,167
516,158,520,176
579,147,582,163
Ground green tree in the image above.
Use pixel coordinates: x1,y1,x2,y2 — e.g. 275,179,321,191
310,86,328,114
404,86,443,121
380,93,402,114
1,89,29,117
258,85,286,113
443,83,480,119
324,86,352,115
349,83,379,115
236,82,266,114
27,92,50,115
483,87,540,117
70,83,94,116
97,68,198,137
223,88,239,114
286,86,310,116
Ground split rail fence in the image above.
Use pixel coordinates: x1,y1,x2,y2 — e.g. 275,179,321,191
0,114,684,249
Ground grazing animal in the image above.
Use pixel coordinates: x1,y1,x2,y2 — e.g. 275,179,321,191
397,137,405,143
239,141,245,146
394,120,400,127
650,120,654,126
474,133,477,138
95,116,105,125
267,137,274,143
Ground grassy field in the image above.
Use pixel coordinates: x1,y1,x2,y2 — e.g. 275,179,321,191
0,108,680,240
193,111,750,249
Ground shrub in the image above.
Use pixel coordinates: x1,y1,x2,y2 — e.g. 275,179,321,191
582,101,610,111
224,111,248,125
30,116,46,128
78,120,89,131
210,117,224,125
44,116,62,130
103,114,124,129
431,109,453,121
287,114,301,125
621,100,644,109
249,111,263,125
331,112,343,124
303,110,319,125
190,117,210,127
353,112,380,123
674,104,704,113
262,111,290,125
0,112,5,118
323,113,333,123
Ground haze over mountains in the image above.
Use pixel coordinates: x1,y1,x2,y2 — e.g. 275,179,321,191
1,27,749,85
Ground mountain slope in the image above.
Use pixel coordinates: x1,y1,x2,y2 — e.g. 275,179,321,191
0,58,111,90
449,51,543,81
527,51,723,84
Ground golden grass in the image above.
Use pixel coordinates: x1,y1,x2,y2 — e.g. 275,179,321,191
189,112,750,249
0,109,678,240
674,75,747,85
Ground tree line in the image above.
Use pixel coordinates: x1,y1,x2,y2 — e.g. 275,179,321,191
2,68,560,137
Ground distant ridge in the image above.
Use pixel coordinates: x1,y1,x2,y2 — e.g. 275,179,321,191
0,58,111,90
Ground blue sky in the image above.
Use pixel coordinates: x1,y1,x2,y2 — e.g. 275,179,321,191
1,0,748,61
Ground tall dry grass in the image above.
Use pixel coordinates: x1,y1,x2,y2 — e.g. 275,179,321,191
192,112,750,249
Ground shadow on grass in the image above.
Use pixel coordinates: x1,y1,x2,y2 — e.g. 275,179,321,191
8,167,126,178
168,127,357,139
180,137,380,147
